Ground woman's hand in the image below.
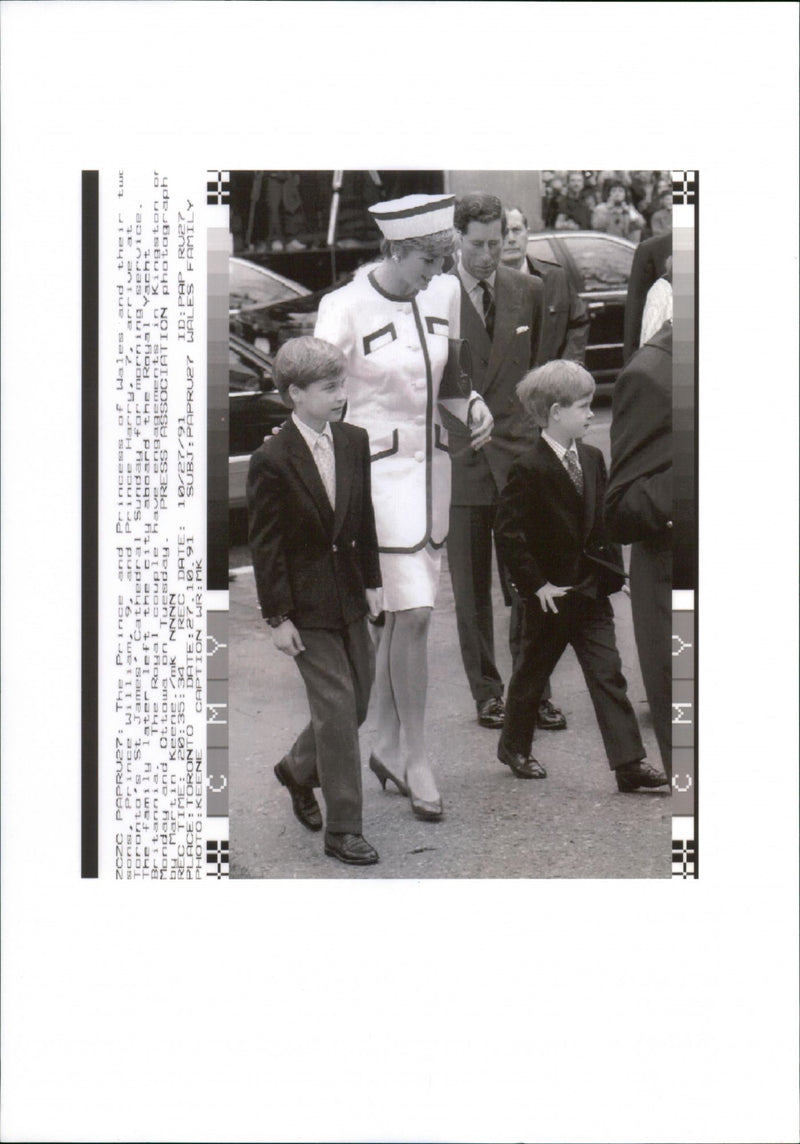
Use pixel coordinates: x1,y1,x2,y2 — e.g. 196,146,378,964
468,398,494,451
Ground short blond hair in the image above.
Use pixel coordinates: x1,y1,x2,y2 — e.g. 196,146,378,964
516,360,595,428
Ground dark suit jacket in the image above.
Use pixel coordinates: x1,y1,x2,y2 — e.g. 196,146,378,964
527,255,590,365
606,323,672,544
247,418,381,629
623,232,671,362
495,437,625,600
447,264,543,503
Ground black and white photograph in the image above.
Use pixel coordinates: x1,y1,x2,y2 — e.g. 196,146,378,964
2,3,798,1143
227,169,677,879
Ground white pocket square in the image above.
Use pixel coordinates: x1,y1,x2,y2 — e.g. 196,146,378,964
516,325,530,334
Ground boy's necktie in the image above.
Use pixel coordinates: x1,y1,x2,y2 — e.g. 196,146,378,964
563,449,584,496
479,280,495,340
314,434,336,507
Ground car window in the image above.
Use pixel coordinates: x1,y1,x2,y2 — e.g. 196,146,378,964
564,236,633,292
230,343,270,394
526,235,558,263
229,262,305,312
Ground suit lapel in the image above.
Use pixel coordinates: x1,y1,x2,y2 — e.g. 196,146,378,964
331,423,355,540
485,268,520,392
284,420,335,532
452,268,491,391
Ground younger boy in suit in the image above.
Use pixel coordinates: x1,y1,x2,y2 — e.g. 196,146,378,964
247,336,384,865
494,360,668,792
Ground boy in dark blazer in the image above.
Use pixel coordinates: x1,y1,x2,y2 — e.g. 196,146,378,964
494,360,668,792
247,336,383,865
446,192,567,735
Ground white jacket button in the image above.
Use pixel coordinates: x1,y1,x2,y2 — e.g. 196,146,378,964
414,450,424,463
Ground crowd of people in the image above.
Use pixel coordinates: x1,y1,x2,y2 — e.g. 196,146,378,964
541,169,673,242
246,190,673,868
231,169,674,255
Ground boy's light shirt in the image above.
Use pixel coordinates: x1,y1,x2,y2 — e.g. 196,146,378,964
542,429,582,472
291,412,336,503
291,410,334,448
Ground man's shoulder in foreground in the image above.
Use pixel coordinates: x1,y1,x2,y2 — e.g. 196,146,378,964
527,254,566,276
497,263,540,293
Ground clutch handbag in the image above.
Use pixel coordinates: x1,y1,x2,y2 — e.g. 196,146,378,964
438,337,473,400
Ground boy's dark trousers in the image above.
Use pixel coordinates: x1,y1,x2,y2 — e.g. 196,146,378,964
283,619,373,835
495,436,646,769
247,418,383,836
500,591,645,769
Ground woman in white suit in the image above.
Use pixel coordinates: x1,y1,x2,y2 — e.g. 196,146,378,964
315,194,492,819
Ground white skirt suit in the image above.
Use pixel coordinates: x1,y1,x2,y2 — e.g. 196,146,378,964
315,269,477,610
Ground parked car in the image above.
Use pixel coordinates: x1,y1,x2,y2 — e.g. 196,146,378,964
229,256,316,351
229,332,289,509
527,230,636,389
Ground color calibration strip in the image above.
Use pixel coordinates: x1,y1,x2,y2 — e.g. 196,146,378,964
671,170,698,878
206,178,230,854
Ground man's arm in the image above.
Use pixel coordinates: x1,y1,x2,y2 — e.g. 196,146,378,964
605,357,672,544
246,450,294,621
623,236,668,362
527,274,545,369
494,462,547,598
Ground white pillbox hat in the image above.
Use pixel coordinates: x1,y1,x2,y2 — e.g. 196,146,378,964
368,193,455,240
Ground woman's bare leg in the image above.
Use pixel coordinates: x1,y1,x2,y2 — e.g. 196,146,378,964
372,612,402,769
387,607,439,802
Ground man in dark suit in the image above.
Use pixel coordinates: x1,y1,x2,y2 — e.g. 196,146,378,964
623,231,671,362
494,359,668,792
606,322,672,778
446,192,566,732
247,336,383,866
501,206,590,365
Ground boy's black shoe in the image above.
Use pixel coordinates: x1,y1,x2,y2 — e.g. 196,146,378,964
536,699,567,731
477,696,505,728
274,760,323,831
497,741,547,779
324,832,379,866
615,760,669,792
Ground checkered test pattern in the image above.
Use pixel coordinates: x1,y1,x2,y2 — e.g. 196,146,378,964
671,170,696,205
207,170,230,205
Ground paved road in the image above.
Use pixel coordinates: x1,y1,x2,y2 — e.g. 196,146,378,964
228,403,671,879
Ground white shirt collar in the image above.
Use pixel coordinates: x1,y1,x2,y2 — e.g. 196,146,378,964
457,257,496,293
292,412,333,450
542,430,579,463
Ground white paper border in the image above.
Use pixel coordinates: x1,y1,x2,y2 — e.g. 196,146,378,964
2,3,798,1142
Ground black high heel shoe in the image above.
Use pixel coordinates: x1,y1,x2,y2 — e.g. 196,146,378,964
369,755,409,797
405,771,444,822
